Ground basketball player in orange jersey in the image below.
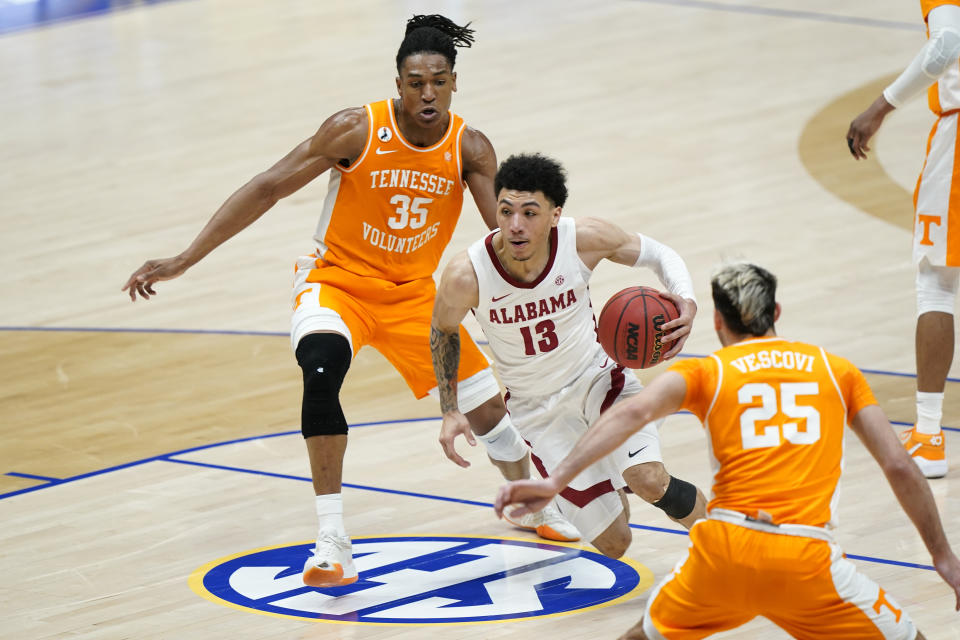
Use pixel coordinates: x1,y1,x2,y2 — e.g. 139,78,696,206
432,154,707,558
847,0,960,479
121,14,577,589
496,262,960,639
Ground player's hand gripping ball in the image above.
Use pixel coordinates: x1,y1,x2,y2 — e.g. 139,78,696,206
597,286,680,369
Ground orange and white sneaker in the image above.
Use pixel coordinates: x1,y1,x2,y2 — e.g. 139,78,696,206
504,502,581,542
303,529,358,588
899,427,947,479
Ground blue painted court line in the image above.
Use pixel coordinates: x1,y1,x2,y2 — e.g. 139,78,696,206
162,454,937,572
0,423,940,573
630,0,920,32
7,326,960,385
891,420,960,434
627,524,934,572
164,458,313,484
0,418,433,500
163,457,493,509
7,325,960,433
0,0,920,37
0,326,288,337
0,0,185,36
845,554,935,571
5,471,60,482
628,522,689,536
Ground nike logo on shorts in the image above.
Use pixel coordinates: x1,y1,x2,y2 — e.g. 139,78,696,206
628,446,648,458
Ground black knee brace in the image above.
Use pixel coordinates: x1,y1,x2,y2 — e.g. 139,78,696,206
295,333,352,438
652,476,698,520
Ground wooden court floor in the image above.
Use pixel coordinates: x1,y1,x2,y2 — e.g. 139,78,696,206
2,0,959,638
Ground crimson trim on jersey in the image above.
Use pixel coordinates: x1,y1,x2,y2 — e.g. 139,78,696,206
529,449,616,508
484,226,559,289
599,364,626,414
507,389,617,508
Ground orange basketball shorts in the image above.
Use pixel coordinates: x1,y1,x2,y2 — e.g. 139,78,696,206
291,257,490,399
642,518,916,639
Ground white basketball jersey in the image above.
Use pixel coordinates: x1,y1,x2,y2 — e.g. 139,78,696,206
468,217,606,396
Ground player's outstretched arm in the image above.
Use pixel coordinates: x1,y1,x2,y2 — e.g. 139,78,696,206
851,404,960,611
122,107,367,301
430,252,482,467
461,127,498,231
576,217,696,358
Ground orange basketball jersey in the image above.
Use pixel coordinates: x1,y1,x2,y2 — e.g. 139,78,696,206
309,98,467,282
669,337,877,528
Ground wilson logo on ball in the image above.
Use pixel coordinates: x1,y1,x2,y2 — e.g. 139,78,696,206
650,314,667,365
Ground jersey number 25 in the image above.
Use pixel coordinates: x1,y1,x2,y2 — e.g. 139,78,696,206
738,382,821,449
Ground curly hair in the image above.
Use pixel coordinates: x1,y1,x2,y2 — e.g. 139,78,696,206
396,14,475,73
494,153,569,208
711,262,778,337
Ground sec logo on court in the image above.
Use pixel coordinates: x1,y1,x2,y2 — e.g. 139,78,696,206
190,535,652,624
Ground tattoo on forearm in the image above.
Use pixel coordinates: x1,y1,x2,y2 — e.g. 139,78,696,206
431,326,460,413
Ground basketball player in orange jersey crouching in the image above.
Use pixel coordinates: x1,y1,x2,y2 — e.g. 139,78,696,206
121,15,577,589
431,153,708,557
496,262,960,639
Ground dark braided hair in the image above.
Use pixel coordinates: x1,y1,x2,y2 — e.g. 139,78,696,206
495,154,569,208
396,14,475,73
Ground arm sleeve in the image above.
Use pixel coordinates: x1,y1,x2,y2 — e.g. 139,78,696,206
884,4,960,107
634,233,696,302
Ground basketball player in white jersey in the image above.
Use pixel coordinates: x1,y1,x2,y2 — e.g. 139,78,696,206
123,16,577,589
431,153,707,555
847,0,960,478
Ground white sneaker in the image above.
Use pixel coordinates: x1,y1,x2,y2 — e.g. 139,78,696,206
504,502,581,542
302,528,358,587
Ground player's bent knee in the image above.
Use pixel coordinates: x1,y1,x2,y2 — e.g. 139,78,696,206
652,476,698,520
463,393,506,436
624,461,669,503
592,520,631,558
296,332,352,438
593,538,629,559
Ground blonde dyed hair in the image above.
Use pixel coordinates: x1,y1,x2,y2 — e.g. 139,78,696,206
710,262,777,337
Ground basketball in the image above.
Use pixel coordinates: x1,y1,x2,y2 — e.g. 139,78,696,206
597,286,680,369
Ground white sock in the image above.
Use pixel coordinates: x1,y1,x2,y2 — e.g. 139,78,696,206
916,391,944,435
316,493,346,537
